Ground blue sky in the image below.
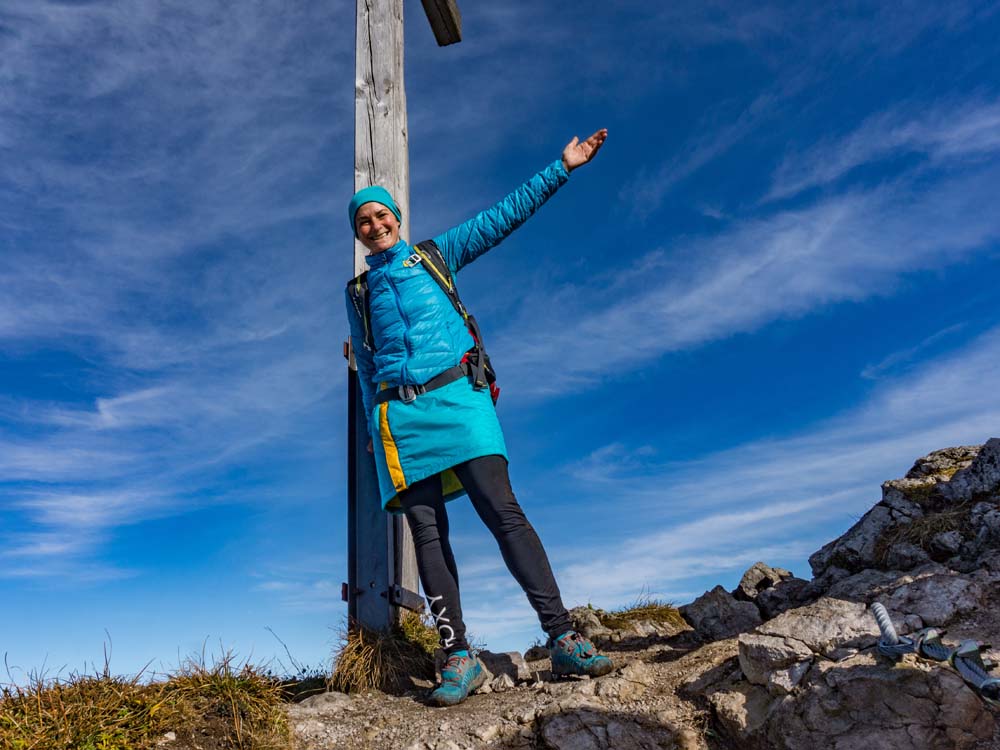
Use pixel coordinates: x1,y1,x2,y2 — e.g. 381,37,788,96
2,0,1000,680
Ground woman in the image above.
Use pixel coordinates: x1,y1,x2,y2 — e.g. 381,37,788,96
346,128,611,707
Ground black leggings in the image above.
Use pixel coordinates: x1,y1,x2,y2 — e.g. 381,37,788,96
400,454,573,653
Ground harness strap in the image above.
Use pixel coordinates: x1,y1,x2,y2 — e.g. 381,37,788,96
373,364,468,405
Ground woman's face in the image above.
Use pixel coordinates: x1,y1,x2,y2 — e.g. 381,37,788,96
354,202,400,254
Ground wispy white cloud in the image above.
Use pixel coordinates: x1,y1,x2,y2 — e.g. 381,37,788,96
537,323,1000,605
860,323,967,380
453,323,1000,649
768,99,1000,200
496,157,1000,397
0,1,354,582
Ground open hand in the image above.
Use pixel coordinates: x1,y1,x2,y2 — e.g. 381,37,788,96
562,128,608,172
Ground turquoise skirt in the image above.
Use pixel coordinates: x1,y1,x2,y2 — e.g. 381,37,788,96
371,377,508,513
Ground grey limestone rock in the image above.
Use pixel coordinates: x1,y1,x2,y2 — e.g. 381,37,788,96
880,478,930,516
929,529,963,557
940,437,1000,501
733,561,794,601
707,682,775,742
490,673,516,693
808,505,894,577
883,573,984,627
478,649,532,683
296,690,355,712
884,541,932,570
680,585,762,641
760,653,996,750
906,445,980,479
755,577,813,620
756,598,880,658
568,606,613,642
737,634,813,688
767,660,811,696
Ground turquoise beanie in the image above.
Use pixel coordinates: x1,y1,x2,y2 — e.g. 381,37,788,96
349,186,401,237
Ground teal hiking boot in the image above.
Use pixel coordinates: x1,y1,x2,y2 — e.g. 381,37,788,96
429,650,487,707
549,631,614,678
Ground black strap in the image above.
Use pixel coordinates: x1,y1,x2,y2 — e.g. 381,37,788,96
373,364,468,405
347,240,497,396
413,241,491,391
345,271,374,352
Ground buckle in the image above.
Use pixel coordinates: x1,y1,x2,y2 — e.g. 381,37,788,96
398,384,419,403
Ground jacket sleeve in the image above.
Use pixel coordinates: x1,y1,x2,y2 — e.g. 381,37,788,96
432,159,570,274
345,289,377,438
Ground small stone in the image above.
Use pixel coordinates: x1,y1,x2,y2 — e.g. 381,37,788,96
574,680,596,695
297,690,354,711
473,725,500,742
517,707,537,724
490,673,516,692
479,650,532,682
158,732,177,745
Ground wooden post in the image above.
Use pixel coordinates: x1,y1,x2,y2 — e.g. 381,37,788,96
348,0,462,633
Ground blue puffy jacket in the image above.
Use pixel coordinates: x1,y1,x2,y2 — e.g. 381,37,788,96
347,159,570,436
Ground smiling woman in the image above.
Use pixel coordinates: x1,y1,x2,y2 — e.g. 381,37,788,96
345,129,611,707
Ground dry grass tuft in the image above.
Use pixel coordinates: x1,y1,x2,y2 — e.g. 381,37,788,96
0,668,167,750
0,652,291,750
165,653,289,749
874,504,970,566
330,614,436,695
598,594,687,631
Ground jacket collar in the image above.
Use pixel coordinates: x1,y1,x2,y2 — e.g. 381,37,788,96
364,239,408,269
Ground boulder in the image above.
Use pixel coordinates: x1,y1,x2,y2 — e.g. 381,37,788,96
760,653,995,750
940,438,1000,502
680,586,762,641
808,505,894,577
883,574,984,627
755,598,880,659
733,561,794,601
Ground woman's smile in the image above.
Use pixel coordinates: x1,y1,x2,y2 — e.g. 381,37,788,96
355,202,400,253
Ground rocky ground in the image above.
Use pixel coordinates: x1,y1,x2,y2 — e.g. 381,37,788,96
287,440,1000,750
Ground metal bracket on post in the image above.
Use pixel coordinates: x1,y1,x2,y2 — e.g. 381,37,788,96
385,584,425,613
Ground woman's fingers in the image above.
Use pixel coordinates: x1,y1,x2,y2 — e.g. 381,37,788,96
562,128,607,171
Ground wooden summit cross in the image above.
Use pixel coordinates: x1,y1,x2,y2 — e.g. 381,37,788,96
344,0,462,632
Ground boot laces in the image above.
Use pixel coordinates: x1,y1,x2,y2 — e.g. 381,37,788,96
564,632,595,659
441,653,470,682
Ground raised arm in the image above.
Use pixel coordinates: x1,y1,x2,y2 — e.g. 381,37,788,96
433,129,608,274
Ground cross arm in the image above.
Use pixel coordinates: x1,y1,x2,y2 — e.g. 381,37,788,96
420,0,462,46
